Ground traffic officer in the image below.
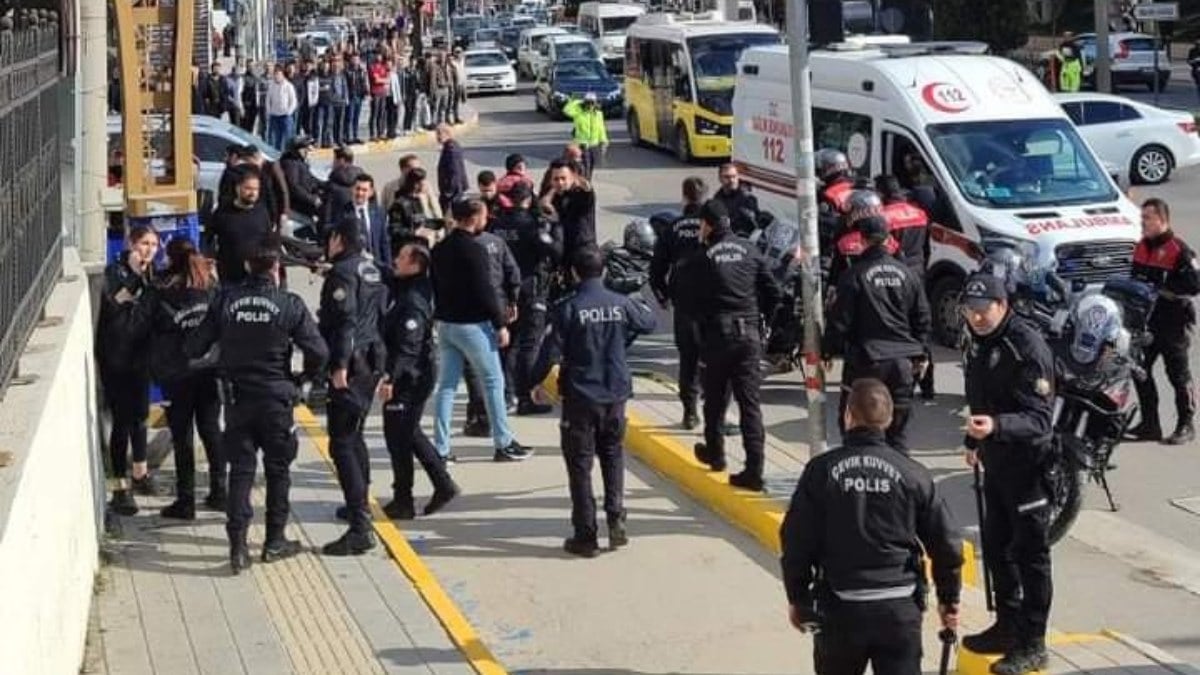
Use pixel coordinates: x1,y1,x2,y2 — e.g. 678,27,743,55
185,238,328,574
959,272,1056,675
378,237,459,520
650,176,708,429
534,246,656,557
816,148,856,253
692,199,781,492
781,378,962,675
712,163,765,237
319,217,388,556
823,215,930,454
1129,198,1200,445
492,182,563,415
561,93,608,179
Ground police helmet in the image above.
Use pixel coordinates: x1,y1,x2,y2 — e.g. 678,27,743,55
623,219,657,256
845,189,883,224
816,148,851,181
288,134,316,152
1068,293,1128,365
978,241,1032,295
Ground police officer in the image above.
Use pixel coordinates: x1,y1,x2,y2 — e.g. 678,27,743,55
692,199,780,491
650,176,708,429
781,379,962,675
712,163,764,237
378,237,460,520
1129,198,1200,445
828,189,901,291
816,148,856,253
492,182,563,415
823,216,930,454
535,246,656,557
186,239,328,574
959,273,1056,675
319,217,388,555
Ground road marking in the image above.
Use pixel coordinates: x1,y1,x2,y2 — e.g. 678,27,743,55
294,405,510,675
1170,496,1200,517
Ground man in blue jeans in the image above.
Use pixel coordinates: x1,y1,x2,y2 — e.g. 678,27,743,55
430,198,533,462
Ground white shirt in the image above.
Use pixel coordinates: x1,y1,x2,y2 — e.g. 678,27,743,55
264,79,297,116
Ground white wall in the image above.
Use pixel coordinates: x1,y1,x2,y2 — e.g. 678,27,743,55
0,248,102,675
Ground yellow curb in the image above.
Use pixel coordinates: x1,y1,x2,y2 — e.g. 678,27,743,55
294,404,509,675
309,113,480,160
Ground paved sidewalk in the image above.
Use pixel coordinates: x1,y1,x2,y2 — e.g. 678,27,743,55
86,425,475,675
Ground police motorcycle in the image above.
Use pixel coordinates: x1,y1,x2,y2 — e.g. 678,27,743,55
750,213,808,374
972,240,1156,544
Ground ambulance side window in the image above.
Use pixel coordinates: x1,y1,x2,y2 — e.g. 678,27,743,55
813,107,872,177
886,131,961,231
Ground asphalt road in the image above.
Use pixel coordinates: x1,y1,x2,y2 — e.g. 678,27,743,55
356,83,1200,664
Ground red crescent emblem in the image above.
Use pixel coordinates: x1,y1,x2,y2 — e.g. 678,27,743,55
921,82,970,113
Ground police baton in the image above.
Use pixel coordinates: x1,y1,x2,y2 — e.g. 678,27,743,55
973,463,995,613
938,628,957,675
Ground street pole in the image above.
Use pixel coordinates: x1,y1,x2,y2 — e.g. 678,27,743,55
1152,21,1161,106
785,0,827,455
78,0,108,266
1094,0,1111,93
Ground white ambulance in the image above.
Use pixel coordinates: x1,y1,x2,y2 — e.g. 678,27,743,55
731,40,1141,345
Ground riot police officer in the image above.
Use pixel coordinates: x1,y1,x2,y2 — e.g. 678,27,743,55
319,217,388,556
822,216,930,454
692,199,780,491
650,176,708,429
186,239,328,574
782,379,962,675
1129,198,1200,445
536,246,656,556
959,273,1056,675
816,148,856,253
828,189,901,291
712,163,764,237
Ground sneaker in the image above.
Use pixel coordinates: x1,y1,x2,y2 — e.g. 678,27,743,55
563,536,599,558
729,471,766,492
423,483,461,515
109,490,139,516
321,530,377,556
990,642,1049,675
383,499,416,520
1163,422,1195,446
517,401,554,416
131,473,161,497
494,441,534,462
204,487,227,512
506,396,519,414
230,541,252,575
261,537,303,563
693,443,727,472
160,499,196,520
1126,420,1163,442
963,621,1018,655
462,420,490,438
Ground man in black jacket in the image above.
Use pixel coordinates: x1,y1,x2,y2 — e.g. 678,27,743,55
543,158,596,278
323,147,364,230
782,378,961,675
822,215,930,454
319,218,388,556
210,169,275,284
712,163,764,237
279,135,324,220
186,241,328,575
346,53,369,145
436,123,469,212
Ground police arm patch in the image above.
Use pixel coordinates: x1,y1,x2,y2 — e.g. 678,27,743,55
1034,377,1052,397
405,318,418,330
332,286,348,302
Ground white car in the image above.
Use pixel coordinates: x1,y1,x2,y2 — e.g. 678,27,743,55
463,48,519,94
1057,93,1200,185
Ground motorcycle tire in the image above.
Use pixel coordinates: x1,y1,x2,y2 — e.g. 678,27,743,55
1045,450,1084,546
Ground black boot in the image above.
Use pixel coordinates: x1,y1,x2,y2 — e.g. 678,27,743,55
608,512,628,549
1164,420,1195,445
563,536,599,558
729,471,766,492
383,497,416,520
681,403,699,431
963,620,1018,655
131,473,162,497
204,483,228,512
517,400,553,415
322,529,376,556
1127,417,1163,442
990,639,1049,675
109,489,139,516
693,443,727,472
160,499,196,520
262,535,303,563
230,538,252,575
424,482,461,515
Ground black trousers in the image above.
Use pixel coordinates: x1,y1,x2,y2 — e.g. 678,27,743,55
701,321,765,475
402,95,418,131
814,597,922,675
101,366,150,479
509,284,549,404
161,374,225,500
369,96,388,138
383,379,452,501
560,397,626,540
839,357,916,453
1136,323,1194,427
386,99,400,137
328,371,378,533
673,309,702,412
225,396,297,542
983,468,1053,643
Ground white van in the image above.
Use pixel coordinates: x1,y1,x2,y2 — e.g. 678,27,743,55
518,26,568,79
578,1,646,73
732,41,1141,345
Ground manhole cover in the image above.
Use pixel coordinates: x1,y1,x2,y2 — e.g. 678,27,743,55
1170,496,1200,516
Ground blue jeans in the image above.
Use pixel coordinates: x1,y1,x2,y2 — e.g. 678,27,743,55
267,114,293,150
347,97,364,140
433,322,514,456
317,103,332,145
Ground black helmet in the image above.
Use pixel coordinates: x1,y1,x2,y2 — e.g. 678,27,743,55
287,134,316,152
845,189,883,224
623,219,657,256
815,148,850,181
648,210,677,238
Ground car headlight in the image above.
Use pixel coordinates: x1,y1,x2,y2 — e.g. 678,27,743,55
695,117,722,136
975,225,1040,265
604,44,619,55
605,89,621,99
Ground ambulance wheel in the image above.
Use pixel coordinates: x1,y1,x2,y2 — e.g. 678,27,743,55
930,274,965,348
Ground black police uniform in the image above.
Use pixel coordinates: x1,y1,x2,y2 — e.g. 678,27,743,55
782,427,963,675
712,185,763,237
649,203,705,421
492,203,564,408
464,228,523,428
537,277,656,550
694,219,781,488
960,275,1055,660
381,273,457,516
823,242,931,453
319,249,388,536
186,272,328,565
1130,230,1200,442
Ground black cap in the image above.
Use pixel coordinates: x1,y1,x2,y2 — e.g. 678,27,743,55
857,215,889,243
699,199,731,235
961,272,1008,308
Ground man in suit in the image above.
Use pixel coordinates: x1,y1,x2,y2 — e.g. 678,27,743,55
343,173,391,266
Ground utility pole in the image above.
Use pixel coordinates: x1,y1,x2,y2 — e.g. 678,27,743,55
78,0,108,266
1094,0,1112,92
785,0,827,455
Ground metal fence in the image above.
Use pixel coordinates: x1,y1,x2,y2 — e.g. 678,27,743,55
0,26,64,397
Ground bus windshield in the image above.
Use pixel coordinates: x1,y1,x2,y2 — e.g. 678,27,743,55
927,118,1117,208
688,33,780,114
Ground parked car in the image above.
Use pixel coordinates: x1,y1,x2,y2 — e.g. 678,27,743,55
1040,32,1171,92
1057,93,1200,185
463,48,519,94
535,58,623,118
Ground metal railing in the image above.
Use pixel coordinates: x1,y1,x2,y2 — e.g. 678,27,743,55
0,26,64,397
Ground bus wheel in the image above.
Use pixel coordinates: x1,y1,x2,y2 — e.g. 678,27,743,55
627,110,642,147
675,124,692,163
